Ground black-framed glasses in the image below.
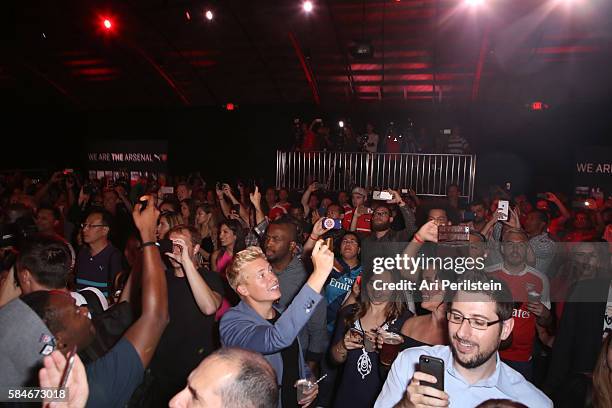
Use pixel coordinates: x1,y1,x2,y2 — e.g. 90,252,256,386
446,311,502,330
80,223,108,230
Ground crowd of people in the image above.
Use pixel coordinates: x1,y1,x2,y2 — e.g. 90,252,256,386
292,119,471,154
0,168,611,408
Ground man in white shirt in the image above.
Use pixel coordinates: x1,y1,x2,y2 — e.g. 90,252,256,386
374,273,552,408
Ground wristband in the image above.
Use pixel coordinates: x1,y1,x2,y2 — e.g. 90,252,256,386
309,234,319,241
140,241,159,249
413,233,424,244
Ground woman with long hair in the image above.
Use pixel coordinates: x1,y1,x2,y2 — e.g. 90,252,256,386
330,270,412,408
592,334,612,408
400,267,449,348
195,203,216,266
180,198,197,226
211,219,246,318
156,211,184,240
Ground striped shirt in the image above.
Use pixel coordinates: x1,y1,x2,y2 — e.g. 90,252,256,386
75,244,122,297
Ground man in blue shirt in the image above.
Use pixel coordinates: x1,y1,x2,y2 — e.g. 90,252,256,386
374,273,552,408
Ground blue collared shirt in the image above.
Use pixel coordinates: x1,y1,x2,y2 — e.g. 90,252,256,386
374,345,552,408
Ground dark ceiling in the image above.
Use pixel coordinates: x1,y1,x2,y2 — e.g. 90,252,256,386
6,0,612,110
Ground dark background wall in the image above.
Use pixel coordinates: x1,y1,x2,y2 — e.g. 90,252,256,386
4,99,611,197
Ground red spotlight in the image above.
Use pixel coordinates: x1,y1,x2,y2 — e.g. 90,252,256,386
225,103,235,111
103,19,112,30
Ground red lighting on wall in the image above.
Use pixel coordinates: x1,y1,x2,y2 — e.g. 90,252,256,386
528,101,549,111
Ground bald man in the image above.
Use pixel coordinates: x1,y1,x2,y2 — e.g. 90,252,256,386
170,347,279,408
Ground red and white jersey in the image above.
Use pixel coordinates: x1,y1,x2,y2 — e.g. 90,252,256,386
341,209,372,233
486,263,551,362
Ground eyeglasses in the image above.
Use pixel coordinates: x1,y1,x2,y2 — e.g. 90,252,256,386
446,311,502,330
80,223,108,230
341,239,358,245
373,211,391,217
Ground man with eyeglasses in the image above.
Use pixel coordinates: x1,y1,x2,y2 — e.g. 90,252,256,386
362,190,417,243
485,228,552,382
374,272,552,408
75,209,122,298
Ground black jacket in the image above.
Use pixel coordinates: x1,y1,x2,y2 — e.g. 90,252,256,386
543,278,610,407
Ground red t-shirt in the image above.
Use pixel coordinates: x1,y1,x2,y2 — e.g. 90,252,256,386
341,209,372,233
301,130,318,151
486,264,551,362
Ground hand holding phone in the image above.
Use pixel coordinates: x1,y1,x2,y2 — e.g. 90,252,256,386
497,200,509,222
419,355,445,392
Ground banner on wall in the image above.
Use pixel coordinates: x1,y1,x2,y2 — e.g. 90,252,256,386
86,140,168,173
574,146,612,194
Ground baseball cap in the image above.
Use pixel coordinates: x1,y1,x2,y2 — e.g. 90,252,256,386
0,298,56,388
351,187,367,197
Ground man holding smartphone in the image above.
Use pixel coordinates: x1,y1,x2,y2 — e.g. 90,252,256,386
374,272,551,408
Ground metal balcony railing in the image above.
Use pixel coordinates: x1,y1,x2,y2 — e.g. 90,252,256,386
276,151,476,201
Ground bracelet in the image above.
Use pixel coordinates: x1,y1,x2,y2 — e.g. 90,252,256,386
309,234,319,241
140,241,159,249
413,233,424,244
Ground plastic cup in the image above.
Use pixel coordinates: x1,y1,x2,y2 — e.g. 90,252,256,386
296,379,313,402
380,332,403,366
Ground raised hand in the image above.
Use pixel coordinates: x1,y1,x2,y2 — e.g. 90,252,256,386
311,239,334,274
132,195,160,242
386,189,404,205
39,350,89,408
164,237,193,267
249,185,262,208
415,220,438,243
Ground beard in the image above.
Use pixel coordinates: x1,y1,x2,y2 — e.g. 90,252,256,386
449,333,499,369
371,220,391,232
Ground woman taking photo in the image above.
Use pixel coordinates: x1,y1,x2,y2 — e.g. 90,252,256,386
330,270,411,408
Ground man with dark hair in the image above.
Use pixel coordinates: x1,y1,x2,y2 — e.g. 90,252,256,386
176,182,192,202
375,273,552,407
523,209,555,275
35,204,61,236
363,190,416,243
485,228,552,381
469,199,488,232
147,224,224,406
17,233,108,311
75,209,122,297
264,216,328,374
19,197,170,408
169,347,279,408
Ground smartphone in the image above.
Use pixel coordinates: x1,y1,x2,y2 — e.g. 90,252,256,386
314,182,326,190
438,225,470,242
322,218,342,230
160,186,174,195
158,238,173,255
372,191,393,201
349,327,364,340
60,345,78,388
419,355,444,392
231,204,241,214
442,129,452,135
497,200,509,222
63,168,74,175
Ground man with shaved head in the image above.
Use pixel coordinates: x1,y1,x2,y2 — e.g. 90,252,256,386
169,347,279,408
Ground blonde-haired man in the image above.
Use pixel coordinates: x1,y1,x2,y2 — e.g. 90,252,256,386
220,241,334,408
